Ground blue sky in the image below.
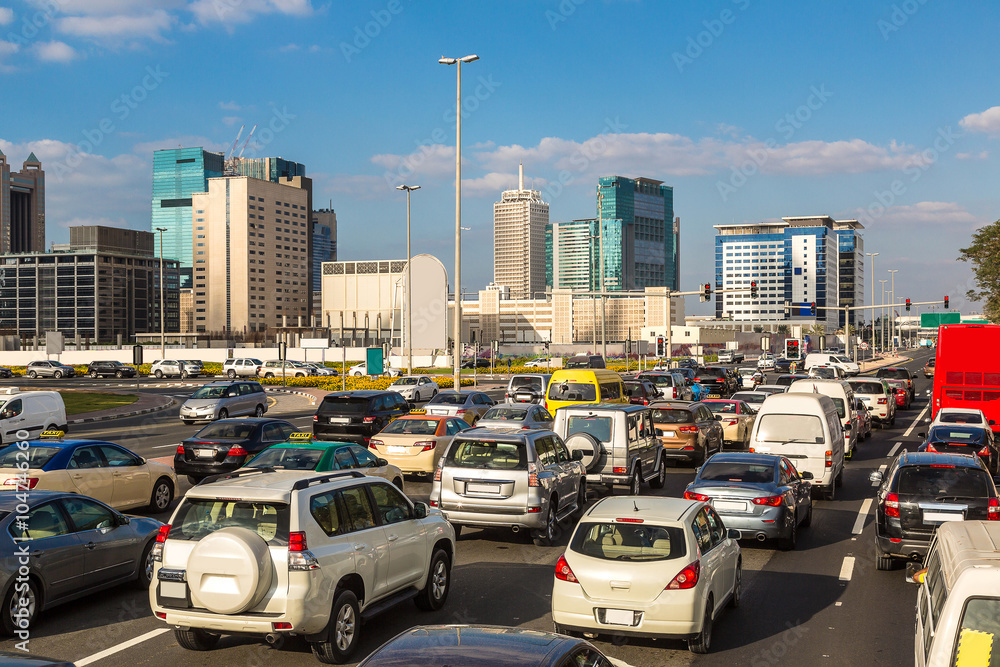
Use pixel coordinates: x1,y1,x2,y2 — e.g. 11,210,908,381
1,0,998,315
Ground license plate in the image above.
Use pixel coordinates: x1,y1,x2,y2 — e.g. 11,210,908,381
387,446,407,454
663,430,676,438
604,608,635,626
196,449,214,458
754,446,771,452
714,500,749,512
924,510,964,524
159,581,186,598
428,409,447,415
466,482,500,494
329,417,351,424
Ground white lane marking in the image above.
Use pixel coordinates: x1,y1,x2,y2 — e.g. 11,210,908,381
835,601,843,606
852,499,873,534
871,464,887,487
152,443,180,449
75,628,170,666
839,556,856,582
903,405,930,438
888,442,902,457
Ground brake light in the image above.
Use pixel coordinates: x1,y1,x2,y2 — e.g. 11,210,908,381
672,387,679,399
434,463,443,481
752,495,784,506
368,439,382,450
666,561,700,590
227,446,248,457
884,492,900,518
679,426,699,433
288,531,307,552
363,416,377,423
925,442,938,453
878,398,887,405
416,441,436,452
2,478,38,489
528,462,540,487
313,415,318,421
726,419,738,426
616,517,645,523
156,524,171,543
990,498,999,521
555,554,578,583
825,450,833,468
272,622,292,631
456,409,466,415
613,467,627,475
288,531,319,570
684,491,710,501
176,445,185,455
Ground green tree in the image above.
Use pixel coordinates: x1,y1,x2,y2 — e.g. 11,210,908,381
959,219,1000,322
776,324,791,335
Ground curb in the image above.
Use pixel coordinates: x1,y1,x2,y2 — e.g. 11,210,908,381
69,397,176,424
265,387,321,404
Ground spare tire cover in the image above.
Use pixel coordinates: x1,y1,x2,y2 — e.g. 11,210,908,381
565,433,603,472
187,527,274,614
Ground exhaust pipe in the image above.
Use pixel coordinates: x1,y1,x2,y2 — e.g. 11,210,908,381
265,634,284,648
756,533,767,542
511,525,520,533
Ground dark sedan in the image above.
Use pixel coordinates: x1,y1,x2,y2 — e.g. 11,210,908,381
0,368,11,379
774,358,800,374
461,358,491,369
685,452,813,550
0,491,161,634
357,625,614,667
174,418,297,484
917,424,998,473
692,366,738,397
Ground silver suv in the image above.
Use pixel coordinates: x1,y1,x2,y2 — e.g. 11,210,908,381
553,404,667,496
179,380,268,424
150,469,456,663
430,428,586,546
25,360,76,378
223,358,263,379
260,360,311,378
150,359,200,379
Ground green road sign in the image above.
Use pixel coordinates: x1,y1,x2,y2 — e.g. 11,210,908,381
366,348,384,375
921,312,962,327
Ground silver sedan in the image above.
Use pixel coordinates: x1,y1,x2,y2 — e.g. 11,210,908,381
474,403,554,430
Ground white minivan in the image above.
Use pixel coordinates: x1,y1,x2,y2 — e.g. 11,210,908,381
914,521,1000,667
803,353,860,376
0,388,68,443
748,393,845,499
787,379,858,459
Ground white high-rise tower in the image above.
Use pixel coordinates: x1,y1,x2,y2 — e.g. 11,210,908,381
493,162,549,300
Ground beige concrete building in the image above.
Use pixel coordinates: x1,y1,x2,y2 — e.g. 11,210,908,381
493,163,548,300
191,175,312,333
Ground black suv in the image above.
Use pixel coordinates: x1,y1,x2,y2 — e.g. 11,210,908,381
86,360,136,378
692,366,738,397
876,367,917,401
313,390,410,444
870,451,999,570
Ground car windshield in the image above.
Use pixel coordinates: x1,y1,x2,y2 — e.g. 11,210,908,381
393,378,419,386
704,401,738,414
755,414,825,443
898,466,989,499
811,368,836,378
651,408,693,424
851,382,884,395
570,522,687,562
699,461,775,483
381,419,439,435
927,426,986,444
739,369,757,376
190,385,227,399
639,374,673,387
445,438,527,470
940,413,984,425
833,357,851,364
565,358,592,368
320,396,370,414
171,498,290,545
0,445,60,469
511,377,543,391
482,407,530,421
194,422,256,439
698,368,726,378
245,447,324,471
547,382,597,401
429,393,468,405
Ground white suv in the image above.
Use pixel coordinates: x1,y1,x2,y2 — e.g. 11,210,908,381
150,469,456,663
223,358,264,378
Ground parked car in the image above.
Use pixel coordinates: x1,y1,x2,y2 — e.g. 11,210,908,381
181,360,204,376
368,415,471,475
0,367,11,379
701,399,757,450
505,373,552,404
421,390,495,425
298,362,338,377
86,360,136,378
347,362,401,377
551,496,741,654
178,380,268,424
475,403,554,430
522,358,551,368
0,491,162,633
150,469,455,662
260,360,312,378
149,359,198,379
313,390,410,444
222,358,264,378
869,451,999,569
650,400,725,465
244,436,404,486
174,418,297,483
25,361,76,379
388,375,439,402
430,427,586,545
684,452,813,549
461,357,491,369
916,424,999,473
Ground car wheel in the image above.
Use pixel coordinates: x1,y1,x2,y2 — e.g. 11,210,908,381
392,477,404,490
154,370,163,379
27,371,36,378
650,458,666,489
779,513,798,551
54,370,63,379
186,475,203,485
217,408,228,420
90,371,99,378
311,589,361,664
835,468,844,487
452,524,462,539
352,371,362,377
174,627,220,651
254,405,264,418
532,503,560,547
264,372,274,378
688,598,713,654
134,540,155,589
148,478,173,512
2,576,38,635
823,483,836,501
414,549,451,611
729,560,742,608
630,471,642,496
573,483,588,518
228,370,237,379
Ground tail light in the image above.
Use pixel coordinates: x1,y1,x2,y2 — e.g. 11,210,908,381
884,492,900,518
752,495,784,506
227,446,248,457
433,461,443,481
363,416,377,423
528,462,540,487
2,478,38,489
684,491,709,501
288,531,319,570
825,450,833,468
878,398,887,405
726,419,738,426
312,415,318,421
613,467,628,474
369,439,383,450
925,442,938,453
456,409,467,416
679,426,699,433
156,524,171,543
554,554,578,583
176,445,185,455
288,531,307,552
672,387,679,399
666,561,700,590
416,441,436,452
979,446,991,456
151,524,171,562
989,498,999,521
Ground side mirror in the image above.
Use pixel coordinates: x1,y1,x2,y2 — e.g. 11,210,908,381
991,420,997,426
413,502,429,519
571,449,584,461
655,428,664,437
408,402,416,410
800,471,814,480
377,457,389,466
869,471,884,484
116,514,131,526
728,529,742,540
714,414,722,421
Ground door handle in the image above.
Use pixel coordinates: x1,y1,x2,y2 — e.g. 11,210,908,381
353,543,367,552
31,551,42,558
84,542,95,550
72,474,83,479
387,534,398,543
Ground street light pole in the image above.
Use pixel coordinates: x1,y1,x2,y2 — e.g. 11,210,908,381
888,269,898,353
597,191,606,360
440,54,479,392
879,279,887,353
396,185,420,375
866,252,878,355
155,227,167,359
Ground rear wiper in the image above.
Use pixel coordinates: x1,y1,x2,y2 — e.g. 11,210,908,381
934,496,976,502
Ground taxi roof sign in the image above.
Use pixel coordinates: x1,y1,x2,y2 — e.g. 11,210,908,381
39,430,65,439
288,432,314,441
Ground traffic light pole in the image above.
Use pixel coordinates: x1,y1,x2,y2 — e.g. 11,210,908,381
843,299,948,359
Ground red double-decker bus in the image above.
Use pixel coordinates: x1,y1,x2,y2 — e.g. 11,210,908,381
932,324,1000,433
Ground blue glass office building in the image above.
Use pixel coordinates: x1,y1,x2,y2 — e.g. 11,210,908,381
596,176,676,291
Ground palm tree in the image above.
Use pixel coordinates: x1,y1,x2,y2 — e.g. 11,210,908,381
807,324,826,337
776,324,791,335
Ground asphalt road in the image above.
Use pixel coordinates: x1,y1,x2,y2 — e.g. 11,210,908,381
0,351,934,666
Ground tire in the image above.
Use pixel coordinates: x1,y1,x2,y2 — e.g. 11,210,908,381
452,524,462,539
414,549,451,611
779,513,798,551
650,458,666,489
27,371,36,378
801,501,813,528
393,477,404,490
265,372,274,378
187,475,203,485
352,371,362,377
116,370,124,378
217,408,228,420
311,589,361,664
532,503,560,546
688,598,713,654
729,560,742,608
134,540,155,589
630,471,642,496
573,484,588,518
2,577,38,636
824,483,836,501
835,468,844,487
890,413,896,427
174,627,220,651
90,371,99,378
54,371,62,379
154,370,163,379
148,477,173,512
254,405,265,418
228,370,237,379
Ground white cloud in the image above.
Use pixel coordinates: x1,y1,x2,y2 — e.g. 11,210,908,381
56,10,174,41
956,150,988,160
218,100,241,111
849,201,980,227
0,7,13,25
960,106,1000,134
221,116,242,127
278,43,299,52
34,40,79,63
189,0,313,28
308,44,321,53
461,172,550,197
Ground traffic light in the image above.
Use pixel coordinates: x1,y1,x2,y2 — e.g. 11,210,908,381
810,302,816,316
656,336,665,357
785,338,801,360
750,281,757,298
704,283,712,298
905,298,911,312
944,296,949,309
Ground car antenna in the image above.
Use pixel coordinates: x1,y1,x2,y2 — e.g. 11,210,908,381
633,501,640,512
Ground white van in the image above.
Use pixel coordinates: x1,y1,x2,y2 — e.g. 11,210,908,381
803,353,859,376
787,379,858,459
0,388,68,443
748,392,845,499
915,521,1000,667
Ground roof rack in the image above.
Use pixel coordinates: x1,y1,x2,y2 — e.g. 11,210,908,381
199,467,277,485
291,471,365,490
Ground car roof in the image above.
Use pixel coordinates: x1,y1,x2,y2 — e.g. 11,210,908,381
584,496,699,523
559,403,648,414
184,469,375,501
325,390,391,398
267,440,353,451
19,438,118,450
897,451,988,468
704,452,780,466
649,400,694,408
457,427,540,441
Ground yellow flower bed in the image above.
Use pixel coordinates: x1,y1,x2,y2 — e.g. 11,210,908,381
258,375,474,391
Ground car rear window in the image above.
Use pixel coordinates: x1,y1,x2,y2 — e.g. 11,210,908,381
511,377,543,391
698,368,726,379
570,522,687,562
319,396,370,414
0,445,60,469
170,498,290,546
927,427,985,443
482,407,529,421
565,415,612,443
851,382,884,395
699,461,775,484
429,393,467,405
897,466,989,499
381,419,439,435
194,422,256,439
878,369,909,379
940,413,984,425
652,408,693,424
755,414,825,443
548,382,597,401
704,402,737,414
445,438,527,470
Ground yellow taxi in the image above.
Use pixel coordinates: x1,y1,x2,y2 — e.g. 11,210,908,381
368,414,473,475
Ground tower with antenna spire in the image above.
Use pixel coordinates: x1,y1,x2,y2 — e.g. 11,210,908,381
493,162,548,300
0,150,45,253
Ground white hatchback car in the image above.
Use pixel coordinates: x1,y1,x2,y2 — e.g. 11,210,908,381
929,407,994,429
551,496,741,654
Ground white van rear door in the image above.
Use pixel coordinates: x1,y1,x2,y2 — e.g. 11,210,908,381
752,412,830,483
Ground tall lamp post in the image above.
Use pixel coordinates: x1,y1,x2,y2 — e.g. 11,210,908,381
396,185,420,375
866,251,879,355
155,227,167,359
879,279,887,353
888,269,898,352
439,54,479,391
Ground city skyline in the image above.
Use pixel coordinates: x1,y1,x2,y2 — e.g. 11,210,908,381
0,1,998,315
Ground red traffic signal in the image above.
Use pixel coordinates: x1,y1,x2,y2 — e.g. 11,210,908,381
944,296,949,309
750,281,757,298
905,298,911,312
704,283,712,295
810,302,816,316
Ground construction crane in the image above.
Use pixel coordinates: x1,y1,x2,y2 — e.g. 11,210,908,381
224,124,258,176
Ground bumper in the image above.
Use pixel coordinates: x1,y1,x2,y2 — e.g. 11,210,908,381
173,459,243,477
585,473,631,486
313,428,372,445
551,580,702,639
179,410,216,421
439,506,547,530
715,507,793,539
378,450,436,474
876,533,931,560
